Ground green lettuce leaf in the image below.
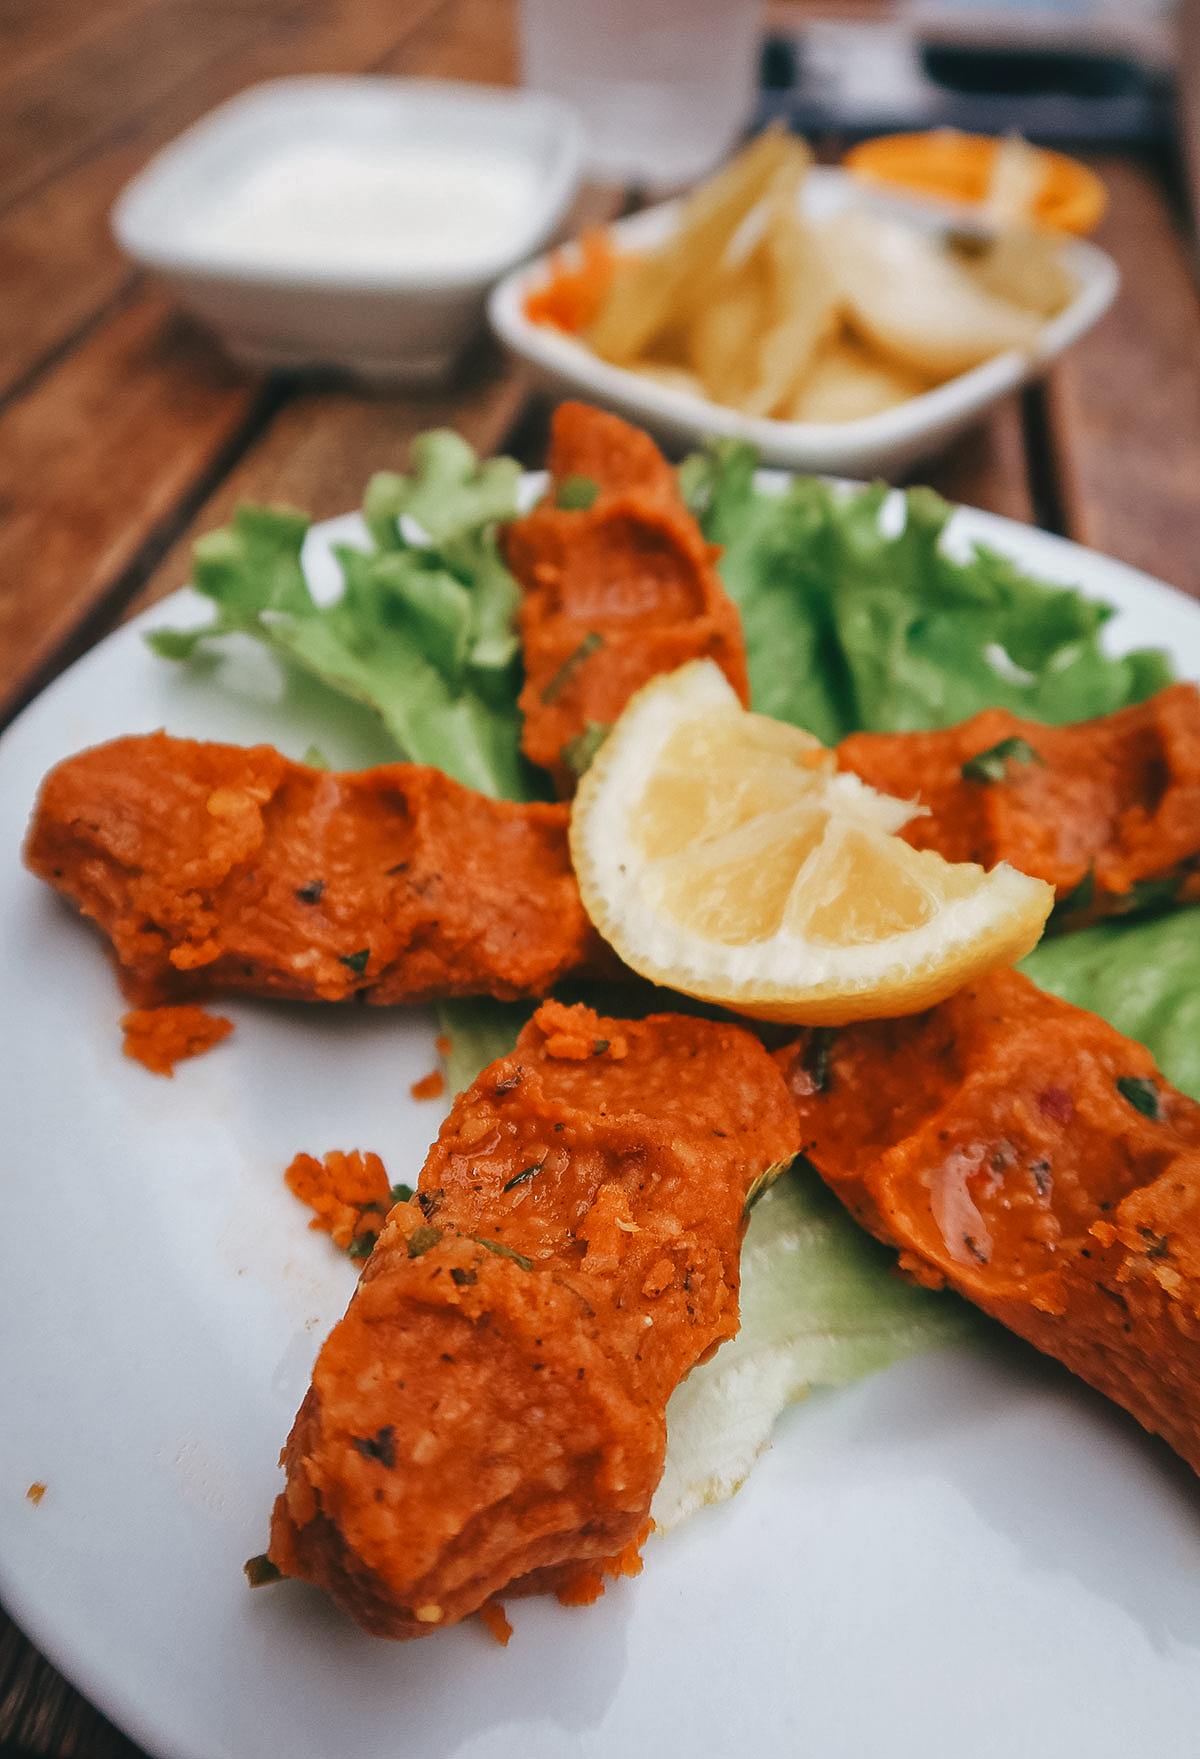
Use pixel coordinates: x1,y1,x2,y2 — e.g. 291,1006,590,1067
683,439,1174,741
1021,910,1200,1102
147,432,535,801
435,996,537,1100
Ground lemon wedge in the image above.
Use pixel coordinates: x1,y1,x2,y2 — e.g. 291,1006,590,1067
569,660,1054,1024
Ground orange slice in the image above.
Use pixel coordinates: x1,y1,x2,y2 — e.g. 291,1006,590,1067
844,131,1107,235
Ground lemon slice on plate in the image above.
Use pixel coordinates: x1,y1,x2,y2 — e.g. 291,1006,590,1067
569,660,1054,1024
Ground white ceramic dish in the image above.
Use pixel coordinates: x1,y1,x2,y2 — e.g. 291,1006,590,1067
5,503,1200,1759
113,77,584,384
489,167,1119,475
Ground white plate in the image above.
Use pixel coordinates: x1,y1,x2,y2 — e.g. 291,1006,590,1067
5,502,1200,1759
488,167,1118,475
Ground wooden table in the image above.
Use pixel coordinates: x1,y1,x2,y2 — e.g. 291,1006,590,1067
4,2,1200,1752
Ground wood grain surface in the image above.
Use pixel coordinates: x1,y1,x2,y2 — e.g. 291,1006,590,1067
1046,155,1200,598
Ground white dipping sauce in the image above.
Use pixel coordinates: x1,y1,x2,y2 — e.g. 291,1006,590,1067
196,142,540,275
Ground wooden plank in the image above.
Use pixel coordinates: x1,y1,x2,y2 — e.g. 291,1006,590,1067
378,0,518,82
0,0,159,90
0,146,143,403
1178,0,1200,234
912,395,1034,524
1045,156,1200,599
0,0,448,401
0,0,281,214
0,288,263,727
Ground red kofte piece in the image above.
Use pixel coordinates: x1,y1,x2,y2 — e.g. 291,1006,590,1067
504,402,750,796
837,684,1200,925
267,999,800,1639
24,732,613,1007
779,968,1200,1476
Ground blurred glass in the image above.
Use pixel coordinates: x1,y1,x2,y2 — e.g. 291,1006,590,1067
519,0,764,189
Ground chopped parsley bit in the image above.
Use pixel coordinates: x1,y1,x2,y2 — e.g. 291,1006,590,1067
561,720,610,779
294,879,325,904
1119,875,1180,917
450,1266,477,1286
389,1182,415,1205
555,474,599,511
473,1236,532,1272
1051,864,1095,924
351,1425,397,1468
744,1156,794,1211
804,1027,836,1094
339,948,370,975
1117,1076,1162,1121
244,1553,284,1587
541,631,605,704
504,1160,546,1193
347,1232,377,1260
592,1039,610,1056
1140,1227,1171,1259
408,1224,444,1258
303,745,330,770
961,736,1045,785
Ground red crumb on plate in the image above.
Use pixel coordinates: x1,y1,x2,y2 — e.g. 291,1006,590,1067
284,1149,391,1254
410,1069,445,1101
120,1005,233,1076
477,1600,513,1646
26,1483,46,1505
555,1519,654,1606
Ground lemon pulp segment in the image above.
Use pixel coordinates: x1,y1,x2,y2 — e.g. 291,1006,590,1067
569,659,1054,1024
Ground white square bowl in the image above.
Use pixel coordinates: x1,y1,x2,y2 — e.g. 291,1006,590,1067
488,166,1119,476
113,76,585,384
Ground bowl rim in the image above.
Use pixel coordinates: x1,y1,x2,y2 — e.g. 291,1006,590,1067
486,166,1119,470
111,74,587,295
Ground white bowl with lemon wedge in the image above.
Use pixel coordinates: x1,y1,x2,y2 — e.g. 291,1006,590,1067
489,163,1117,477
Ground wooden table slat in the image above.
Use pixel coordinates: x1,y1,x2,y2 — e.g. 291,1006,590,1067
0,0,295,216
0,0,167,101
0,288,265,725
911,393,1035,525
376,0,519,83
1045,155,1200,599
